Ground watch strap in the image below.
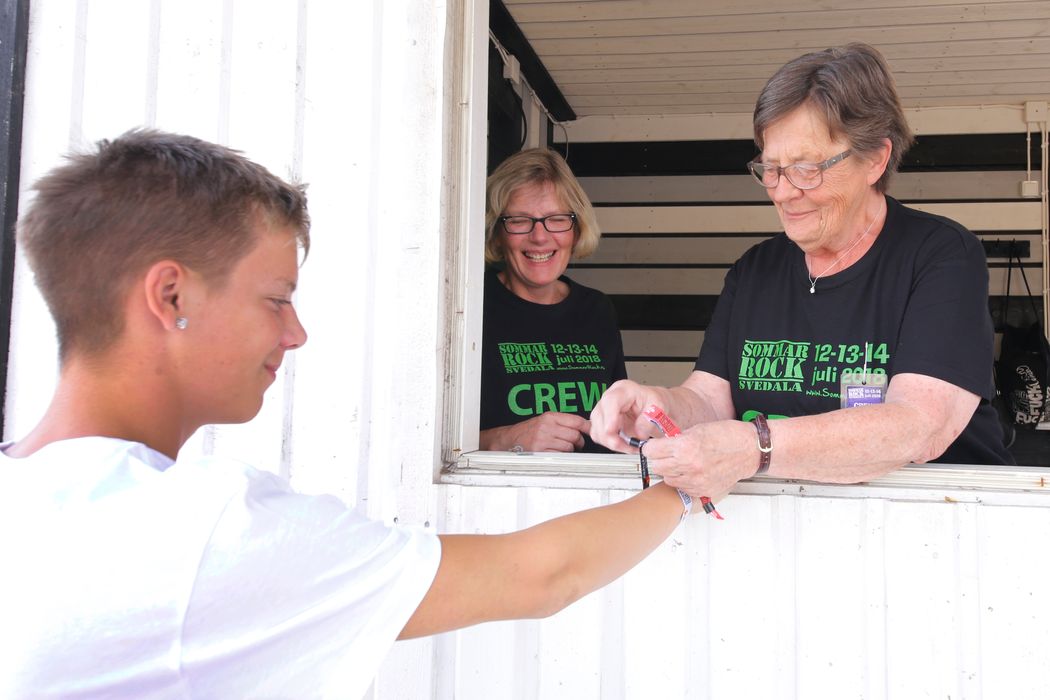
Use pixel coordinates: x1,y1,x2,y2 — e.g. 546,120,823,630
752,413,772,475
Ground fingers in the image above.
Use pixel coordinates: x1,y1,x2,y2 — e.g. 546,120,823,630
572,419,588,450
642,422,754,498
522,412,588,453
643,433,713,494
546,412,589,431
589,380,648,450
545,414,588,451
639,436,675,475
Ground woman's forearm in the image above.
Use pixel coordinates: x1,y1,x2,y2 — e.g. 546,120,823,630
767,376,979,482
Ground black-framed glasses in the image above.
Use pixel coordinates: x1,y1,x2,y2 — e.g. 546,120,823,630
746,150,852,190
498,213,577,235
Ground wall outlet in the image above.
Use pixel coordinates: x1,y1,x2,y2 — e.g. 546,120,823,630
1020,180,1040,198
1024,101,1048,123
503,55,521,85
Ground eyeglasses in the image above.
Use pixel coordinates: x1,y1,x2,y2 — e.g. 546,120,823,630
498,213,577,235
746,150,852,190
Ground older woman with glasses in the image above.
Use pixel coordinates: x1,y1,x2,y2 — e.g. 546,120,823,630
480,148,626,453
590,43,1012,500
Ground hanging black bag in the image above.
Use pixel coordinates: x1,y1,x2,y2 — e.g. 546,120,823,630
995,247,1050,428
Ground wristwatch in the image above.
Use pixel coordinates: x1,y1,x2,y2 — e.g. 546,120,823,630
751,413,772,475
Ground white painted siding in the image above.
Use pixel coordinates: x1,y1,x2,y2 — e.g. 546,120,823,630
9,1,449,499
7,1,452,696
437,482,1050,699
7,2,1050,700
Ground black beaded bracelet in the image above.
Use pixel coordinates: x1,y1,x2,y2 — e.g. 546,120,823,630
752,413,772,475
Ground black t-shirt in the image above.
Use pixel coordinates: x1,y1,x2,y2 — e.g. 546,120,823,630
481,269,628,452
696,196,1013,465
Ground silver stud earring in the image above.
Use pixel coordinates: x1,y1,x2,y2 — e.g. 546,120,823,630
175,317,188,330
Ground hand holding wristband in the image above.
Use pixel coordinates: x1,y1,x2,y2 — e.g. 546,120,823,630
625,406,724,522
751,413,772,475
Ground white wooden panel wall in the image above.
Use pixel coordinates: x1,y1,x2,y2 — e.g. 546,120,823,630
7,2,449,697
439,485,1050,699
10,0,448,497
10,3,1050,700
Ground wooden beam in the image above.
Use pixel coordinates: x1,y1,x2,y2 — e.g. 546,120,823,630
490,0,576,121
0,0,30,435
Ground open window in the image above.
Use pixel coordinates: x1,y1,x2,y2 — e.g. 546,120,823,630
439,1,1050,500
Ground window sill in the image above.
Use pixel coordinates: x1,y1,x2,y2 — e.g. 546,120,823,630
441,451,1050,506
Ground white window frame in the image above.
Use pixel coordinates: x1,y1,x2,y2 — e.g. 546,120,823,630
436,0,1050,508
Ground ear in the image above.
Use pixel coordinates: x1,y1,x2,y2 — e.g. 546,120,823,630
142,260,189,331
865,138,893,186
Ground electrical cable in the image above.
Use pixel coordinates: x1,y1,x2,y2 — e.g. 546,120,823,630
513,86,527,149
489,31,571,156
1026,123,1032,181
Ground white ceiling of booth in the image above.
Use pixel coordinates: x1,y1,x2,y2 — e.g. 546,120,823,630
502,0,1050,118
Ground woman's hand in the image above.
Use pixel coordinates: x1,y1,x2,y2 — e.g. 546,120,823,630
588,379,667,453
479,412,590,452
589,374,733,453
641,419,760,498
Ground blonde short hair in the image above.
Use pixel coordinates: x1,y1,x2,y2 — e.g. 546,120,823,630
484,149,600,265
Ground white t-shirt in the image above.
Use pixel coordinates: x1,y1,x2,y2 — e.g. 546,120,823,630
0,437,441,699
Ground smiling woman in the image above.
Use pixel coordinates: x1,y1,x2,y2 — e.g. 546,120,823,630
479,148,627,453
495,182,577,303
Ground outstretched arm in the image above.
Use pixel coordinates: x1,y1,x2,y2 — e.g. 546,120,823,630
398,483,688,639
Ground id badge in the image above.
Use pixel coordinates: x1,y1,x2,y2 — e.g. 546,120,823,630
840,370,887,409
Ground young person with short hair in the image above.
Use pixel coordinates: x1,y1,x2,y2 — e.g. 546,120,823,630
1,130,693,699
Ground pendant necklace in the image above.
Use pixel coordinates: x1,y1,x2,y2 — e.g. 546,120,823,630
807,201,884,294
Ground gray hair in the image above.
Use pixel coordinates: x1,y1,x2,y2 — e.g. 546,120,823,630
753,43,913,193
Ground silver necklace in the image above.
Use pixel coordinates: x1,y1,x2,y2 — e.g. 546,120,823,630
807,202,884,294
